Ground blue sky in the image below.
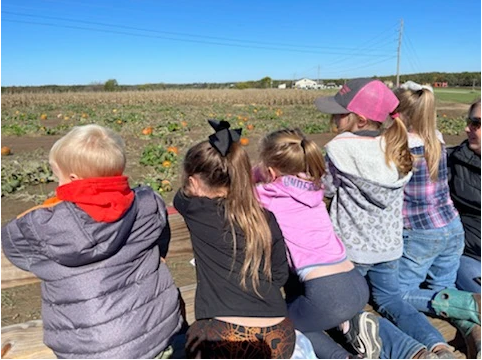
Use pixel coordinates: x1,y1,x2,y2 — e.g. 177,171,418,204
1,0,481,86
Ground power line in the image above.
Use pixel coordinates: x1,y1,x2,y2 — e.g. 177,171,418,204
3,10,394,55
320,23,399,70
322,56,397,77
4,18,401,57
404,31,422,71
402,37,418,73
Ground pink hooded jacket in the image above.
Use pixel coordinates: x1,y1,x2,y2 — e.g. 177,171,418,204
256,175,346,271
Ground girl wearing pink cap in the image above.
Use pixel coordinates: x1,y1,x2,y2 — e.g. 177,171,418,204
316,78,455,358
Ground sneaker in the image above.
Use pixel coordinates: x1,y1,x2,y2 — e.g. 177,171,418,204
344,312,382,359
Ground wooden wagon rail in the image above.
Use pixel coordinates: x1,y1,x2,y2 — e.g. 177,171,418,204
1,209,467,359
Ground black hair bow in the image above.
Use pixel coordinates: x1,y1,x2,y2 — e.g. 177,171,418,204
208,119,242,156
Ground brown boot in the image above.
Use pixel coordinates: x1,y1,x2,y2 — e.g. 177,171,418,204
412,348,438,359
466,324,481,359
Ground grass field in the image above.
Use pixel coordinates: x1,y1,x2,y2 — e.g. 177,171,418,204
434,87,481,104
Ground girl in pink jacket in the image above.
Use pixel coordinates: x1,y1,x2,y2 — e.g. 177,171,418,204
254,128,380,359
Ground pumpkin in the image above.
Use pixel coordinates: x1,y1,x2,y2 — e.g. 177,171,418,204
1,146,11,156
161,179,173,192
247,124,254,131
167,146,179,154
142,126,153,135
181,121,188,128
162,160,172,168
40,114,47,120
240,137,249,146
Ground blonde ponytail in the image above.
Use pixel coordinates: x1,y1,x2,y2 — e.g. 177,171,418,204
394,88,441,180
382,117,413,175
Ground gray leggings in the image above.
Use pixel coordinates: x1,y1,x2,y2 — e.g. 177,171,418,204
286,268,370,358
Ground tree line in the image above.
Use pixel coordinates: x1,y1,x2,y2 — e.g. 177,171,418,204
1,72,480,94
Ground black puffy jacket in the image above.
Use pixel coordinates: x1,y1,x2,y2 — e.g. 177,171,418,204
448,140,481,261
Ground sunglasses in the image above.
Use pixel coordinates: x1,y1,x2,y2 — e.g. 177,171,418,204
466,117,481,130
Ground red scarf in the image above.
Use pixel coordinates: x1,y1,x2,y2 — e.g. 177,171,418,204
56,176,134,223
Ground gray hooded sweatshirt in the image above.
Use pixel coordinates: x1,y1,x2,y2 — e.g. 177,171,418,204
324,132,412,265
2,186,182,358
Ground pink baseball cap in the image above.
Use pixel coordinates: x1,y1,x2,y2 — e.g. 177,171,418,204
314,78,399,122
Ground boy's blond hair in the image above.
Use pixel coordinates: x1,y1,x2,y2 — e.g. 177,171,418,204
49,124,126,179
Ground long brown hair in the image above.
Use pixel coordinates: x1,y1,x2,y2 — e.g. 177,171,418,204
394,88,441,180
259,128,326,188
182,141,272,295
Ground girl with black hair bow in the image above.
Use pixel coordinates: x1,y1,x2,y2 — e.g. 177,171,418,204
173,120,299,359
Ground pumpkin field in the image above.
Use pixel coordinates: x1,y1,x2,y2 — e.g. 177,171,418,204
0,87,478,326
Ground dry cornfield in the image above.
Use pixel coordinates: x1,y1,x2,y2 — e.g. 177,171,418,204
1,89,335,108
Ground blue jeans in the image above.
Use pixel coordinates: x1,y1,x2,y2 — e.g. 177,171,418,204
287,269,369,358
378,317,425,359
456,255,481,293
399,216,465,313
302,318,427,359
357,261,446,350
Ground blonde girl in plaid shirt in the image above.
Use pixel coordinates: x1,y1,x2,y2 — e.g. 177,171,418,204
394,82,480,359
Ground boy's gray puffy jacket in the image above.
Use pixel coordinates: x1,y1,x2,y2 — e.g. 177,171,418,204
1,186,182,358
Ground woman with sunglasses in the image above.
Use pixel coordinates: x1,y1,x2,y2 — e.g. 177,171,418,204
448,99,481,294
446,99,481,358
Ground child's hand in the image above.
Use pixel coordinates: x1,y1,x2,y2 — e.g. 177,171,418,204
252,164,271,184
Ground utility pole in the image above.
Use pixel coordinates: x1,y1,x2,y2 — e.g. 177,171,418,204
396,18,404,87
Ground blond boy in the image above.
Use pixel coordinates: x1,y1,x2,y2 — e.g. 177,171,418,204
2,124,182,358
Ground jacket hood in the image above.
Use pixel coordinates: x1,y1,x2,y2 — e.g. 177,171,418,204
18,182,144,267
258,175,323,208
56,176,134,223
326,133,412,208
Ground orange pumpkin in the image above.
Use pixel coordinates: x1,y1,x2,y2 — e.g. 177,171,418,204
162,160,172,168
1,146,11,156
247,124,254,131
167,146,179,154
240,137,249,146
40,114,47,120
142,126,153,135
181,121,188,128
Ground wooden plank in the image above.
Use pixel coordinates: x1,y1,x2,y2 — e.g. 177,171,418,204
0,282,469,359
1,284,197,360
1,252,38,289
1,320,55,359
1,210,191,290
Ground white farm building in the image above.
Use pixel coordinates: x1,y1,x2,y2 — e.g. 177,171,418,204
294,78,318,89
